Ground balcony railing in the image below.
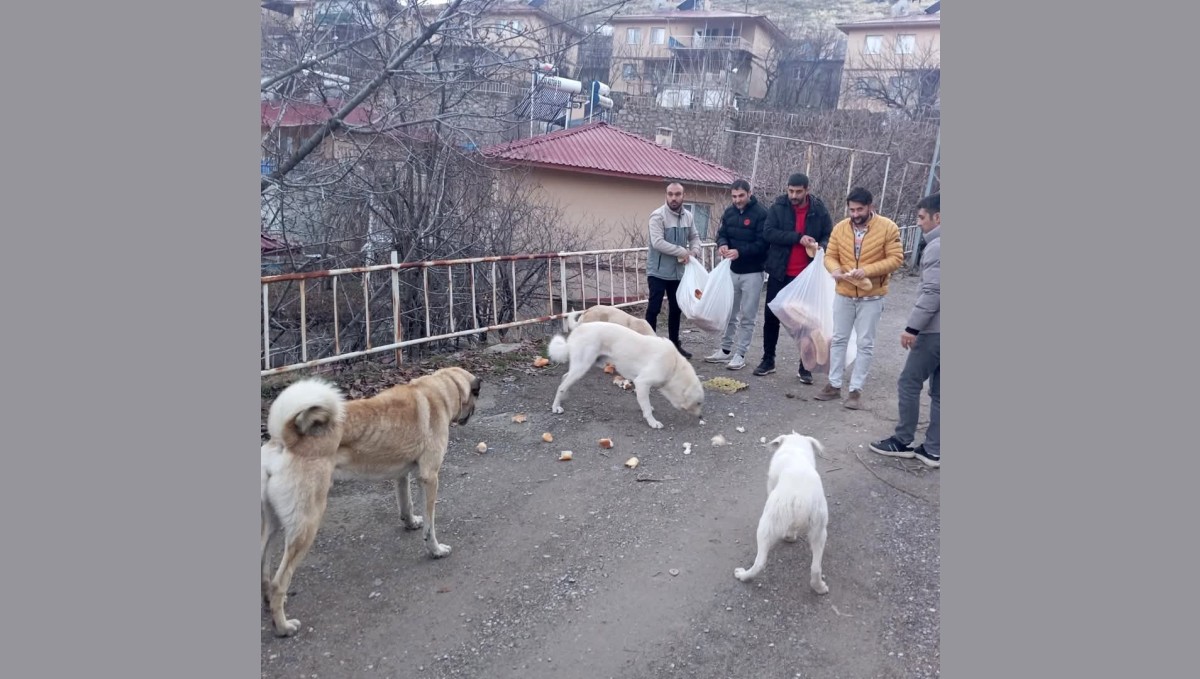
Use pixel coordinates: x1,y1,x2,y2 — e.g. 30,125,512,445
670,36,754,52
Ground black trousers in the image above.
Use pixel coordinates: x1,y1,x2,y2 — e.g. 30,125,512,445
762,273,798,365
645,275,683,345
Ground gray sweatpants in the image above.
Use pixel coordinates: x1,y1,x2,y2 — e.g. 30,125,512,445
718,271,763,357
893,332,940,456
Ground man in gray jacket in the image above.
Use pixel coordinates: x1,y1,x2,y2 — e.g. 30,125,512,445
645,181,703,358
869,193,941,467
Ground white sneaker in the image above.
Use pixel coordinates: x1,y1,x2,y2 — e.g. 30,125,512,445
705,349,731,363
726,354,746,370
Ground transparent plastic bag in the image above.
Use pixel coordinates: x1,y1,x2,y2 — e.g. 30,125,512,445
687,257,736,334
676,257,709,320
766,250,857,373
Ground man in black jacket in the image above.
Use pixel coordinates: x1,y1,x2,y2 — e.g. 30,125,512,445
704,179,769,370
754,172,834,382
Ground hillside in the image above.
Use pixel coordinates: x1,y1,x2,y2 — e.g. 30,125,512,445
576,0,916,33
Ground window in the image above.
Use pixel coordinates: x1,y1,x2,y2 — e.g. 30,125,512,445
864,35,883,55
651,27,666,45
622,63,638,79
626,27,642,45
684,202,712,240
887,74,914,100
896,34,916,55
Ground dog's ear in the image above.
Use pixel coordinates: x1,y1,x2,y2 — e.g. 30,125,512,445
456,372,474,402
806,436,825,456
766,435,786,452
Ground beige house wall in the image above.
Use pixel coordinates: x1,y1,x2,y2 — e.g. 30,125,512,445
504,167,730,250
493,166,730,307
474,9,582,77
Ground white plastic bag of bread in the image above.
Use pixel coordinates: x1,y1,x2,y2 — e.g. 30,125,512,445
766,250,858,372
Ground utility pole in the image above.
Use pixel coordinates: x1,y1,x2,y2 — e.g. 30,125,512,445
909,123,941,269
923,123,941,197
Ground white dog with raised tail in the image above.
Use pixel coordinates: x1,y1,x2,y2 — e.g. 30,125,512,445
734,432,830,594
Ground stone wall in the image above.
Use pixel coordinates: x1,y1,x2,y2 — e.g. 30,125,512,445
608,95,739,163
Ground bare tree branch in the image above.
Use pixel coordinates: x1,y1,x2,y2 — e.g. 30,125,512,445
261,25,391,93
261,0,468,193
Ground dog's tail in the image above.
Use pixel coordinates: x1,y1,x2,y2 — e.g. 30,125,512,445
266,377,347,444
548,334,570,364
565,307,583,332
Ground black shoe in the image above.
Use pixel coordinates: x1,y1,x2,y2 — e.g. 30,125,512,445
752,358,776,376
675,344,693,360
797,365,813,384
869,437,914,458
913,444,941,468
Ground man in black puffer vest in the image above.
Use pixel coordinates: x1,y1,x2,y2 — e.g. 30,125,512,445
755,172,834,382
703,179,769,371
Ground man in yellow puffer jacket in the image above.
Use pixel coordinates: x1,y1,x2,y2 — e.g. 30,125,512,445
813,187,905,409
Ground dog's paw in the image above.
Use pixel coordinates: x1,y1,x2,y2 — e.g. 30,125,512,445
429,543,452,558
733,567,753,582
404,516,425,531
551,405,564,414
646,419,664,429
811,578,829,595
274,618,302,637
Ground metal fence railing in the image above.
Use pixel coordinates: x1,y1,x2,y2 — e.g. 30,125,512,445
261,244,725,376
261,231,924,377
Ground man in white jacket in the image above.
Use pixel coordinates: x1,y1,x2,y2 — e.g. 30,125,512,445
869,193,941,467
645,181,703,359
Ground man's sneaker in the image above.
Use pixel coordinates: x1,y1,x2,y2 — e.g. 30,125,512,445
913,445,941,468
869,437,915,458
752,358,776,376
797,365,814,384
675,344,693,360
705,349,732,363
844,390,864,409
813,383,841,401
726,354,747,370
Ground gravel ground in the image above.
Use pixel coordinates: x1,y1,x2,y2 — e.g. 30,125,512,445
261,271,940,679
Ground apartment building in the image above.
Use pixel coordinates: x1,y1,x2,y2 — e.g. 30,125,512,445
607,9,789,108
836,1,940,117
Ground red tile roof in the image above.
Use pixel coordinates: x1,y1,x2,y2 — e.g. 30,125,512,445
261,233,288,253
261,100,372,129
481,122,738,186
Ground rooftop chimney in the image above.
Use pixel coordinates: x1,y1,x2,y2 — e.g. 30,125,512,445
655,126,674,148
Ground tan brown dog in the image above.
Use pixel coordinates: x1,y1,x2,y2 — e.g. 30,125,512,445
567,304,656,337
567,305,656,384
259,367,482,637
